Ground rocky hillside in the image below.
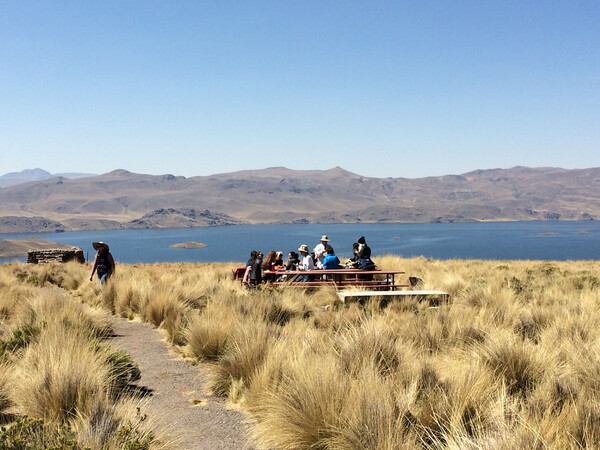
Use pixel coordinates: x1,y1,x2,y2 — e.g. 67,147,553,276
0,166,598,233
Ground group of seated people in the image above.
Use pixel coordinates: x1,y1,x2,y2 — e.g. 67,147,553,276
242,235,375,285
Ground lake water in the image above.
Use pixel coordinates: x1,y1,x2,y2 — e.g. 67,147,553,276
1,221,599,264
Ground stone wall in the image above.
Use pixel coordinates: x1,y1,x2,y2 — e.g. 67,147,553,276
27,247,85,264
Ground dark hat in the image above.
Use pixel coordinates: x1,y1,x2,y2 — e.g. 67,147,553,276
93,241,109,251
358,236,366,244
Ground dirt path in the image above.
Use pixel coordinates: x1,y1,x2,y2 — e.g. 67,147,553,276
109,317,254,450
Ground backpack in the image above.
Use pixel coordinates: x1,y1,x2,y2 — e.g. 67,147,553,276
357,258,375,270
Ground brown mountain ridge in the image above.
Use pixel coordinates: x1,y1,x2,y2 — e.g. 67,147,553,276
0,166,598,233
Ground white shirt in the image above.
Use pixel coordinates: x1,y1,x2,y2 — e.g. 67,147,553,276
313,242,327,269
301,254,315,270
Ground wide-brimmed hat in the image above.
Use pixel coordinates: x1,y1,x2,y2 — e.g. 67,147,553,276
298,244,309,253
93,241,109,251
320,235,329,242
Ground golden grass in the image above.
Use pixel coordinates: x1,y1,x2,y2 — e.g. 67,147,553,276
12,326,113,422
3,256,600,449
0,262,171,449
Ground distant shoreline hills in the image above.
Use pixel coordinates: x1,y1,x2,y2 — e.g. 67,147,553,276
0,166,598,233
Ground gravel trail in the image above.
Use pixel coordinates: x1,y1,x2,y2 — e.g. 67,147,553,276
109,317,254,450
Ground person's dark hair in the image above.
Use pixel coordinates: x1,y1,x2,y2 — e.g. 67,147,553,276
249,250,258,266
352,242,360,252
288,251,298,260
326,245,334,255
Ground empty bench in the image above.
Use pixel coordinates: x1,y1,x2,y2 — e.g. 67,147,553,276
337,290,450,306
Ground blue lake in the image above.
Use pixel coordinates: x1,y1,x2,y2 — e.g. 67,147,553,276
1,221,599,264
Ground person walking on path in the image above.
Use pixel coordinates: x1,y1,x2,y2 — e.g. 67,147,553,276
89,241,115,284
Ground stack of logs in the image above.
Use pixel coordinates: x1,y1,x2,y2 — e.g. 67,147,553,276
27,247,85,264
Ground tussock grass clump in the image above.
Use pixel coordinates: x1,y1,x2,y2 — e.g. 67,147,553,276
478,331,545,398
0,363,12,414
184,307,234,362
209,317,275,398
12,326,113,422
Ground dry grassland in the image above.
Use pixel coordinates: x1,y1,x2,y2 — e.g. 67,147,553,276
2,256,600,449
0,263,170,449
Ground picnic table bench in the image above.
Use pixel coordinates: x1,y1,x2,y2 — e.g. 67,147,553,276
337,290,450,307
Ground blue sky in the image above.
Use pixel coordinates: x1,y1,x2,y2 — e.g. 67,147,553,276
1,1,598,178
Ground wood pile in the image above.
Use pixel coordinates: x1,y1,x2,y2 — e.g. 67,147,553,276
27,247,85,264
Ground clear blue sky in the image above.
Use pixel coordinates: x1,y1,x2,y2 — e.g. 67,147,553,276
1,1,598,178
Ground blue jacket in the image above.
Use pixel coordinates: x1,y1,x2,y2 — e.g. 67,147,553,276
322,254,340,270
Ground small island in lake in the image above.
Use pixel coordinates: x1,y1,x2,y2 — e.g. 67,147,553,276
169,241,207,249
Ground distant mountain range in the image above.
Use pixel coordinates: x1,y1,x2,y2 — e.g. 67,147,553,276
0,166,598,233
0,168,96,188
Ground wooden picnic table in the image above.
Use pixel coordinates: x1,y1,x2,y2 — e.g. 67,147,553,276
262,268,408,290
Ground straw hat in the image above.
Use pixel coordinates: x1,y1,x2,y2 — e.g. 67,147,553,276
320,235,329,242
298,244,309,253
93,241,109,251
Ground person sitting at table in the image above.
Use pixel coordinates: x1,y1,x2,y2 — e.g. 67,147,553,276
345,242,360,268
276,251,300,282
357,235,372,260
261,250,277,271
355,236,376,279
322,246,340,270
286,251,300,270
274,251,284,267
322,245,341,280
313,235,330,269
296,244,314,282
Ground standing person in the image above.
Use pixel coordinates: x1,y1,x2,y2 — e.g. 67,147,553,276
296,244,314,282
313,235,330,269
89,242,115,284
249,251,263,286
243,251,257,285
